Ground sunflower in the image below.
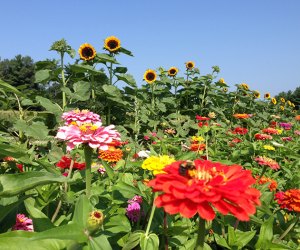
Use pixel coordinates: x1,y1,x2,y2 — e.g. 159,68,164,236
218,78,226,84
253,91,260,99
185,61,195,70
104,36,121,53
271,98,277,105
240,83,249,90
287,100,292,106
143,69,157,84
264,93,271,99
280,105,285,111
223,87,228,92
78,43,96,61
168,67,179,77
280,97,285,103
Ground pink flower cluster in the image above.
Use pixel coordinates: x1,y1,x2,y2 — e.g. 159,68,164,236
12,214,34,232
56,110,120,151
126,195,143,222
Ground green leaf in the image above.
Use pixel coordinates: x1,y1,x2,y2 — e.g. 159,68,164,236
96,53,119,64
89,234,112,250
73,81,91,101
35,70,51,83
30,223,87,243
235,230,256,248
0,142,33,164
113,181,143,198
14,120,49,140
119,47,133,56
35,96,62,118
214,234,230,249
72,194,91,228
102,84,122,97
101,160,115,180
116,74,137,87
122,231,143,250
255,216,274,249
70,64,106,75
0,171,69,197
105,214,131,234
114,67,128,74
0,79,24,96
140,233,159,250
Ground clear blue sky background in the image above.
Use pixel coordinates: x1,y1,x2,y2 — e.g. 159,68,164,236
1,0,299,96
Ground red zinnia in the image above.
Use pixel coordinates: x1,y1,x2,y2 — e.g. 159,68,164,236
229,138,242,147
56,156,86,170
231,127,248,135
275,189,300,213
190,143,206,152
198,122,209,127
254,133,273,140
148,159,261,221
254,156,280,170
196,115,210,121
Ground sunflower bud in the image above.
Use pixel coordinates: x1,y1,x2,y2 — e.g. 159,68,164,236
86,210,104,233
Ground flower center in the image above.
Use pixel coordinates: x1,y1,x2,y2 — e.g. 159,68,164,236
108,40,118,49
82,47,94,58
146,73,155,81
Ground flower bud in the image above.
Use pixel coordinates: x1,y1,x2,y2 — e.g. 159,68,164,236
86,210,104,233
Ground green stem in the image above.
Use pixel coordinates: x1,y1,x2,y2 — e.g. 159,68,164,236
151,84,155,111
106,61,113,125
279,214,299,240
91,73,95,100
61,52,67,110
145,193,158,236
195,217,206,250
84,146,93,198
14,94,24,142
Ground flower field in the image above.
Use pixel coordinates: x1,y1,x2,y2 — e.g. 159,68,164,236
0,37,299,250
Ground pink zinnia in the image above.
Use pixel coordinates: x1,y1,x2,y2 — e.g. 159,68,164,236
12,214,34,232
126,202,141,222
255,156,280,170
262,127,280,135
128,195,143,204
61,109,101,126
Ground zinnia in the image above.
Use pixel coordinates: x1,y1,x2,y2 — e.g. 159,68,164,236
148,159,261,221
262,127,280,135
254,156,280,170
254,133,273,140
255,176,277,191
56,156,86,170
98,146,123,162
233,113,252,119
275,189,300,213
231,127,248,135
141,155,175,175
12,214,34,232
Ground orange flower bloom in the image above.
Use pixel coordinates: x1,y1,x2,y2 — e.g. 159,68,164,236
255,176,277,191
233,113,252,119
190,143,206,152
255,156,280,170
262,127,280,135
148,160,261,221
295,115,300,121
98,146,123,162
275,189,300,213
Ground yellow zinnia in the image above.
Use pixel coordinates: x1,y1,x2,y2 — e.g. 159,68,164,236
185,61,195,70
143,69,157,84
168,67,179,77
141,155,175,175
78,43,96,61
104,36,121,53
263,145,275,151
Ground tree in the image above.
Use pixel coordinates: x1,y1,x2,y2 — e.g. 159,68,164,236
276,86,300,109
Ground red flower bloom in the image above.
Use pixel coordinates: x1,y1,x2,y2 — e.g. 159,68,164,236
232,127,248,135
269,121,277,128
275,189,300,213
148,160,261,221
56,156,86,170
262,127,280,135
196,115,210,121
198,122,209,127
16,164,23,172
254,156,280,170
190,143,206,152
229,138,242,147
254,133,273,140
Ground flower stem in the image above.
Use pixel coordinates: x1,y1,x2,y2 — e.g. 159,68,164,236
279,214,299,240
195,217,206,250
145,192,158,237
164,211,169,250
84,146,93,198
61,52,67,110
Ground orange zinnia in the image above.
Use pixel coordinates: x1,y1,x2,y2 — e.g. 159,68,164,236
233,113,252,119
275,189,300,213
255,176,277,191
295,115,300,121
98,146,123,162
148,159,261,221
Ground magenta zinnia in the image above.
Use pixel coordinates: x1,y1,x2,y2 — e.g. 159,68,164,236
12,214,34,232
56,109,120,151
148,159,261,221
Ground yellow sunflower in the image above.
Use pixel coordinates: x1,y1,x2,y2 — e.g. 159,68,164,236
104,36,121,53
78,43,96,61
168,67,179,77
287,100,292,106
240,83,249,90
271,98,277,105
218,78,226,84
223,87,228,92
253,91,260,99
143,69,157,84
280,105,285,111
280,97,285,103
185,61,195,70
264,93,271,99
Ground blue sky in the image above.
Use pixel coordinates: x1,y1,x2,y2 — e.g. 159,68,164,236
1,0,300,96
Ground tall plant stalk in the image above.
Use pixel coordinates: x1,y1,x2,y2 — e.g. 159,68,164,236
84,146,93,198
61,52,67,110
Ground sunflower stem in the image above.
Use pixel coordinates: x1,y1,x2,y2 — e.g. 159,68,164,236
84,146,93,198
279,214,299,240
145,192,158,237
60,52,67,110
195,217,206,250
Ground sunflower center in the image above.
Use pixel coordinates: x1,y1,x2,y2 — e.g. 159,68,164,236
82,47,94,58
108,40,119,49
187,63,193,68
169,69,176,75
146,73,155,81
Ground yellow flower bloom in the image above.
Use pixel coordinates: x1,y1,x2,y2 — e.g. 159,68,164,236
218,78,225,84
287,100,292,106
191,136,205,142
240,83,249,90
276,129,283,134
78,43,96,61
185,61,195,70
168,67,179,77
208,112,216,118
264,93,271,99
104,36,121,53
280,97,285,103
223,87,228,92
253,91,260,99
263,145,275,151
271,98,277,105
143,69,157,84
141,155,175,175
280,105,284,111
